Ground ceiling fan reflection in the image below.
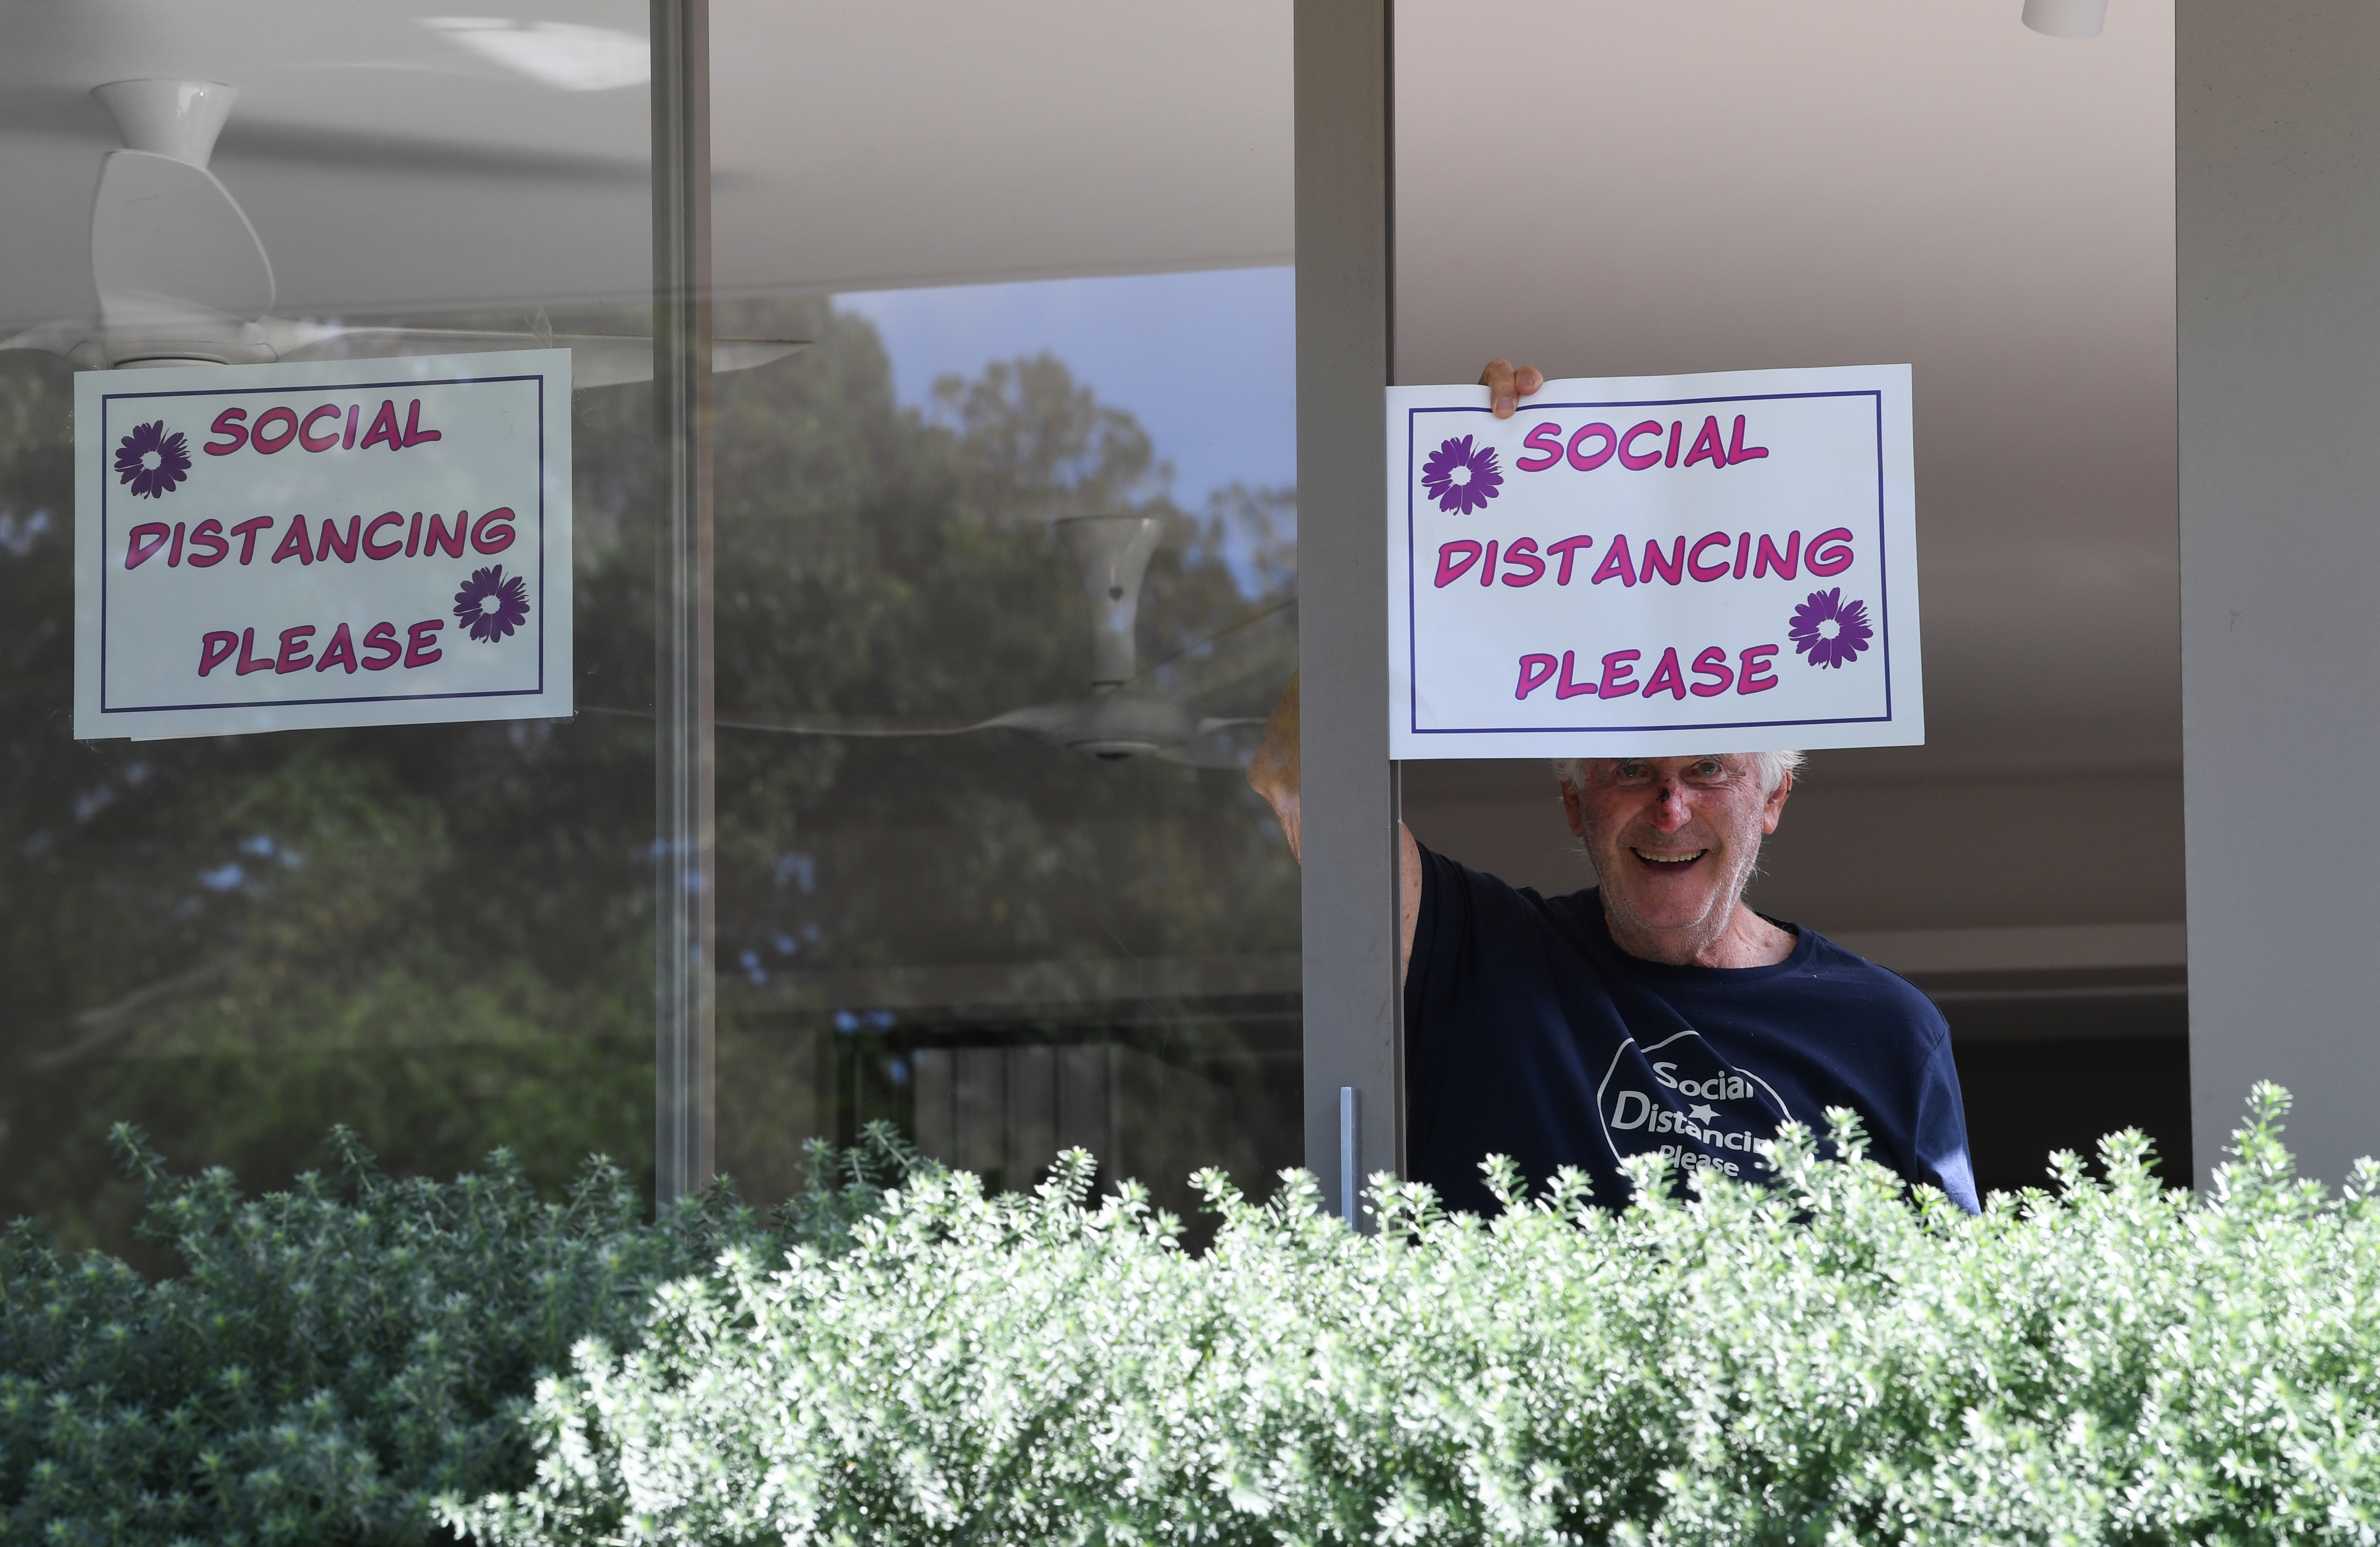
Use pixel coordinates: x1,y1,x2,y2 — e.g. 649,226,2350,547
596,516,1294,770
0,79,802,384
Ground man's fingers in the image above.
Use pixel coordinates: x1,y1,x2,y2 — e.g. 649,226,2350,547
1476,358,1545,419
1478,357,1517,418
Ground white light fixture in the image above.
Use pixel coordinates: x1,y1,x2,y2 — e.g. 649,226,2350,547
419,18,650,92
92,79,239,168
2022,0,2107,39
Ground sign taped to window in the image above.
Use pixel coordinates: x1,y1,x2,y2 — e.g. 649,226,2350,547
73,349,572,740
1387,364,1919,758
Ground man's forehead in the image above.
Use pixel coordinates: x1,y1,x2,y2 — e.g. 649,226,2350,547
1586,753,1756,772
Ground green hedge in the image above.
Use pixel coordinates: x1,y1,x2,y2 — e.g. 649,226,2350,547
12,1090,2380,1547
1,1124,907,1547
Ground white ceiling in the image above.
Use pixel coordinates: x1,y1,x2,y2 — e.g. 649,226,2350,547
0,0,1294,324
0,0,2174,772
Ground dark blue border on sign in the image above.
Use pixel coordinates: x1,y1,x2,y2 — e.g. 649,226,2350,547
98,371,551,717
1403,389,1893,738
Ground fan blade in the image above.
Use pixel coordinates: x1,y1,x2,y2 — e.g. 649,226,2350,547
261,323,805,387
91,150,274,330
1130,592,1298,714
0,318,96,357
1155,716,1269,770
719,710,1010,737
578,704,1018,737
712,703,1081,738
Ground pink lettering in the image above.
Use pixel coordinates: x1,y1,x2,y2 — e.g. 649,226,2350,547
1516,422,1564,472
298,405,341,453
125,522,170,569
404,618,444,668
269,519,313,566
1435,541,1482,588
362,512,404,561
250,407,299,454
423,512,468,560
197,631,239,677
234,628,274,675
1639,536,1685,587
1727,415,1768,463
186,519,228,568
274,625,316,674
1753,531,1800,581
1568,422,1618,471
359,400,402,452
1641,647,1688,700
1500,536,1544,586
203,408,248,456
1683,416,1727,469
1590,536,1636,587
1806,527,1856,577
361,622,402,670
1690,646,1734,697
1738,645,1781,694
316,623,360,674
229,515,274,564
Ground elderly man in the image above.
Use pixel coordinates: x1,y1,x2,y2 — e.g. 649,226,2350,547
1247,359,1977,1216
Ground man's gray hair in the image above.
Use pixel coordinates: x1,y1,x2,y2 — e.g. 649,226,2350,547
1550,751,1805,797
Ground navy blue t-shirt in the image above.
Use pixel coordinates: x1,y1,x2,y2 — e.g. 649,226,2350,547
1405,843,1979,1214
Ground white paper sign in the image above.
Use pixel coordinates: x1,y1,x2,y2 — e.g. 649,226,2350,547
1387,365,1919,759
75,350,572,740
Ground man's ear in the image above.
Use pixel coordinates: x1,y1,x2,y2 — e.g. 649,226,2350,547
1761,771,1793,836
1560,778,1588,839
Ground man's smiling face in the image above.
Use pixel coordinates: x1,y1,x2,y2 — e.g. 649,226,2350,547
1559,754,1792,964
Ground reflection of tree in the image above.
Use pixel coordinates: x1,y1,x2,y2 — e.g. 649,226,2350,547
0,295,1298,1252
704,301,1301,1216
0,352,660,1252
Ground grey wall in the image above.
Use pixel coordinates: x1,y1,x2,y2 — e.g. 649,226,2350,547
1404,754,2185,939
2179,1,2380,1186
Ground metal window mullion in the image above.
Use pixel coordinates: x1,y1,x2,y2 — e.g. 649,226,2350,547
1296,0,1403,1227
651,0,716,1207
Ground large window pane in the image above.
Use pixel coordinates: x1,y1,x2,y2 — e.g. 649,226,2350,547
704,276,1302,1219
1,11,661,1248
704,6,1299,1220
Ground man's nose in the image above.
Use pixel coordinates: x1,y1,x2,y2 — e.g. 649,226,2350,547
1648,783,1692,831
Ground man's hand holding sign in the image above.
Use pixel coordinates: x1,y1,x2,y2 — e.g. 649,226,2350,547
1250,358,1977,1216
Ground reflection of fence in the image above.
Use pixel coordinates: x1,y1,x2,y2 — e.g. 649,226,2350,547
911,1042,1234,1197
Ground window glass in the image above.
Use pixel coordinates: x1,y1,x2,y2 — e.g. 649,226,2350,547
1,14,660,1249
4,7,1299,1249
706,271,1303,1219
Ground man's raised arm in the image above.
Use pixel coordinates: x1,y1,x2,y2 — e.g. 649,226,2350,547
1247,674,1424,979
1245,359,1544,979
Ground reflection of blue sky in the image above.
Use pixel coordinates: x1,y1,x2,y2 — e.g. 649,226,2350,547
836,267,1296,513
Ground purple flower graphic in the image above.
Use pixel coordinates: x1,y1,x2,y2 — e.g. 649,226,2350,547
1788,588,1874,669
1421,434,1503,515
114,421,191,499
453,565,531,643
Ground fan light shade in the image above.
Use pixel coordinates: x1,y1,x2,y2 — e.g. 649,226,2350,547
93,80,240,169
2022,0,2107,39
1057,516,1163,688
